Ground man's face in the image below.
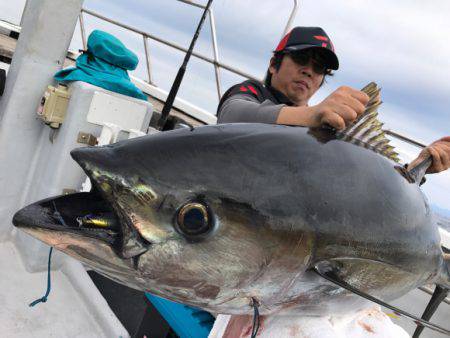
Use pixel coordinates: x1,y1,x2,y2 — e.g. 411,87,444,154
269,49,327,106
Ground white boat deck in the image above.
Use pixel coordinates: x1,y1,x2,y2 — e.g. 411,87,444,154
0,240,128,338
390,288,448,338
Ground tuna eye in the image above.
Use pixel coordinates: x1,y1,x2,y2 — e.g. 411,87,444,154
176,203,212,237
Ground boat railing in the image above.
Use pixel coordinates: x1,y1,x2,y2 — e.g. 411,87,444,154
77,3,430,152
78,0,299,103
0,3,429,150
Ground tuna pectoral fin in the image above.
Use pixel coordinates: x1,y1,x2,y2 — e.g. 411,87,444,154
313,262,450,337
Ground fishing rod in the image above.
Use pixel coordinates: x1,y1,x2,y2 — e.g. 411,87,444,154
157,0,214,130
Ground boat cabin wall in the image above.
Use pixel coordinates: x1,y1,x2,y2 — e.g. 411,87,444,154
0,0,84,244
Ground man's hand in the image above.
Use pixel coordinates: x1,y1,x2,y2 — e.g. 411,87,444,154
276,86,370,128
409,136,450,174
309,86,370,130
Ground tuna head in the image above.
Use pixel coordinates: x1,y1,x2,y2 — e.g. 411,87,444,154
13,125,318,315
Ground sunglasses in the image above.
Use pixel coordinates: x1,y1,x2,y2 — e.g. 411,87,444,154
287,50,330,75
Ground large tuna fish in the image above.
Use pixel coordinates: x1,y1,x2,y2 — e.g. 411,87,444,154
12,84,450,320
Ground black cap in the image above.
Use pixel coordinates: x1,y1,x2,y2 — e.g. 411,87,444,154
275,26,339,70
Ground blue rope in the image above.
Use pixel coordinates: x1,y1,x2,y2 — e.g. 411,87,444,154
29,247,53,307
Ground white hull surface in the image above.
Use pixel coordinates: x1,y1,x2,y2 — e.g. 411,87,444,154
0,240,128,338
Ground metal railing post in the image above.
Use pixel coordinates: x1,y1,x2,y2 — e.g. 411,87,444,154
176,1,222,99
143,35,153,84
281,0,299,37
79,11,87,50
208,9,222,100
79,8,260,82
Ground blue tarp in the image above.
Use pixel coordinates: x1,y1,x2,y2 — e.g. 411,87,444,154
55,30,147,100
146,293,215,338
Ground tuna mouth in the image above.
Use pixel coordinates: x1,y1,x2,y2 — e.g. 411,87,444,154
13,145,153,261
13,190,122,248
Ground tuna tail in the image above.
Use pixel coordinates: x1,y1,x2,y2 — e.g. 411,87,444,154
413,251,450,338
336,82,400,163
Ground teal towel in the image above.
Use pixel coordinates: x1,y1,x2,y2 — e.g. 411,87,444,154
55,30,147,100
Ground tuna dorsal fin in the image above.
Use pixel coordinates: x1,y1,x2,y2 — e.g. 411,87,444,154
336,82,400,163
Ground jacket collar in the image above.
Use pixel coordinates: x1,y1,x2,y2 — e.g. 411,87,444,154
266,85,295,106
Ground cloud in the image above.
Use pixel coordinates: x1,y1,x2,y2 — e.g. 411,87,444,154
1,0,26,24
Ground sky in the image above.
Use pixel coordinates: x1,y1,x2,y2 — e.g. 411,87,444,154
2,0,449,211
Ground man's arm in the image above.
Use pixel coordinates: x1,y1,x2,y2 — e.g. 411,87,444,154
218,86,369,129
218,95,319,125
217,94,283,124
408,136,450,174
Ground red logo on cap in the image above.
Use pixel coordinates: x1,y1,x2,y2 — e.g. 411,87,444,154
314,35,328,42
275,32,292,52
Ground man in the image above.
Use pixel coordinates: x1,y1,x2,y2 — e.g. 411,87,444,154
217,26,450,174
